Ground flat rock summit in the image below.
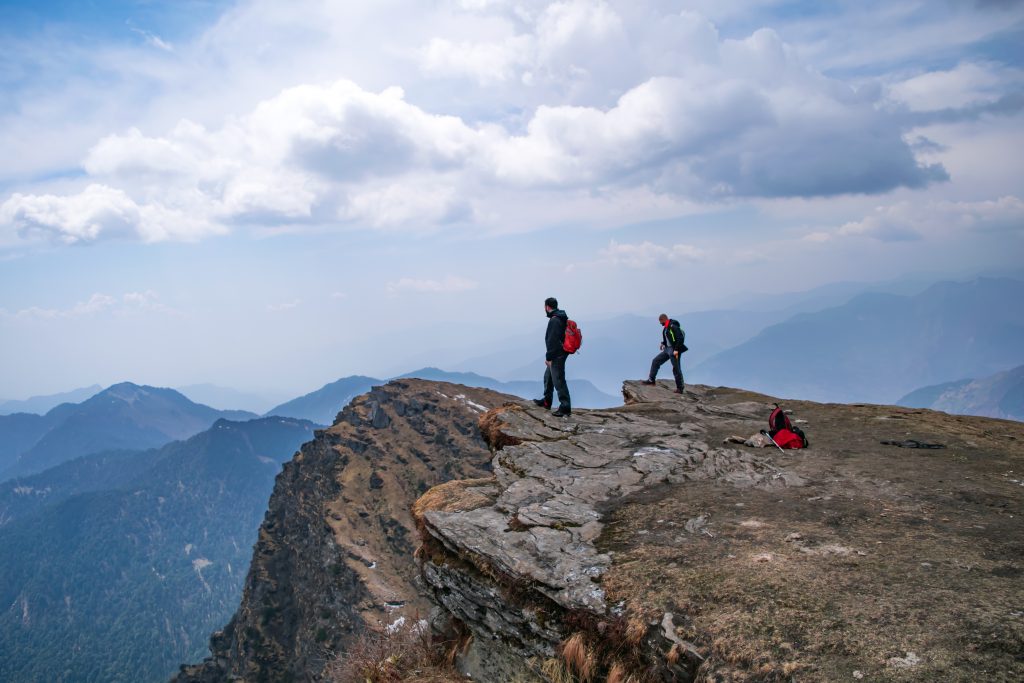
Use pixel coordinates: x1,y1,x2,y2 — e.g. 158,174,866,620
177,379,1023,682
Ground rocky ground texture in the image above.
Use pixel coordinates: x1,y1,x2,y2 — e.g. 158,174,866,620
416,381,1024,682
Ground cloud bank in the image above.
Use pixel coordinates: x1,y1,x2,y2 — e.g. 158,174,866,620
1,3,981,247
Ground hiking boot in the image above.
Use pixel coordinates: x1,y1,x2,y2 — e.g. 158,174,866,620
674,388,684,394
552,406,572,417
642,379,656,385
533,398,551,408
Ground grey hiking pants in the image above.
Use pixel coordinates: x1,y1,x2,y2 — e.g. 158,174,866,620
649,350,684,391
542,355,571,409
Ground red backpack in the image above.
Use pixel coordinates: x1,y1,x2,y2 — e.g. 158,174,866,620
768,404,809,448
768,405,792,434
562,320,582,354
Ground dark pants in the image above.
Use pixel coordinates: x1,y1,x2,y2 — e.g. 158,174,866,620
543,354,571,409
649,351,684,390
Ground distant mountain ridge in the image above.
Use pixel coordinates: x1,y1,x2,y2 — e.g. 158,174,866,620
690,278,1024,403
264,375,380,424
0,385,102,416
898,364,1024,421
0,382,257,481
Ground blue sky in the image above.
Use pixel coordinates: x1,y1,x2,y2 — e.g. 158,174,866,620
1,0,1022,399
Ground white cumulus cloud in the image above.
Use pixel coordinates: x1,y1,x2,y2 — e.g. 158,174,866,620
6,1,1018,249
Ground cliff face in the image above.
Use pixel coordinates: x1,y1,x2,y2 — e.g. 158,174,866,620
416,381,1024,682
174,379,513,682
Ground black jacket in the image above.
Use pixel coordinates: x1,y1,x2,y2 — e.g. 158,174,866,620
662,319,686,353
545,309,568,361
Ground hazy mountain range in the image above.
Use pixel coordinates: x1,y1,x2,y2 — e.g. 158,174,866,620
898,364,1024,421
689,278,1024,403
0,383,256,481
0,416,316,683
3,277,1021,431
439,277,1024,402
0,385,102,416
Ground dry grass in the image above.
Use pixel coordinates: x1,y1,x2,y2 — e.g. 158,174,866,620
412,478,496,524
623,617,647,646
606,661,631,683
597,394,1024,683
477,405,524,450
541,657,575,683
325,618,466,683
561,632,598,682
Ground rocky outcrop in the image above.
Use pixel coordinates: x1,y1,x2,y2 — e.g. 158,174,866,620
415,382,801,681
417,381,1024,682
173,380,513,682
175,378,1024,682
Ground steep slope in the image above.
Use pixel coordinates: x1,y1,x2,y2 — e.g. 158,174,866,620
691,277,1024,403
898,364,1024,421
0,416,316,683
897,378,973,409
264,375,381,424
0,413,55,474
2,382,257,480
416,382,1024,681
0,384,101,416
174,379,512,683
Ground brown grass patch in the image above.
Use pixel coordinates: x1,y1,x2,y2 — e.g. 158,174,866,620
623,617,647,646
561,632,598,682
325,618,466,683
478,405,523,450
412,478,496,523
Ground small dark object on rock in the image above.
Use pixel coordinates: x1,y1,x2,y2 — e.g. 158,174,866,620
881,439,946,449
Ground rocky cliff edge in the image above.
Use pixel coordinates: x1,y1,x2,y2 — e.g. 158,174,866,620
415,381,1024,682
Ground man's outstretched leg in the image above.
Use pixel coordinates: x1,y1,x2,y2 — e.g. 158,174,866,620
646,351,671,385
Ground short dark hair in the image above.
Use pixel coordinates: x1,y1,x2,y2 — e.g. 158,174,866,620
544,297,558,309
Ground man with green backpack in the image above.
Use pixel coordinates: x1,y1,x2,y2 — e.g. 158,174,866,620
643,313,687,394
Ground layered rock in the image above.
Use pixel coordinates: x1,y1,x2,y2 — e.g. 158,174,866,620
173,380,513,682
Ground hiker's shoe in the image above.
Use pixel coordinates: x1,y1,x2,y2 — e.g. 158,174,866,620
552,406,572,417
642,379,656,385
673,388,684,394
532,398,551,408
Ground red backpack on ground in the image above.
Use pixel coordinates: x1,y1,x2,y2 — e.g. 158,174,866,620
562,320,582,354
768,404,809,449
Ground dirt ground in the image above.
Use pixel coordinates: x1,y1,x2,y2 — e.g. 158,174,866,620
599,386,1024,682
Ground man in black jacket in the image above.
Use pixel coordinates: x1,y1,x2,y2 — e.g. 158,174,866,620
533,297,572,417
643,313,686,393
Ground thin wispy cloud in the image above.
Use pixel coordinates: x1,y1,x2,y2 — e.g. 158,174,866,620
386,276,478,294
